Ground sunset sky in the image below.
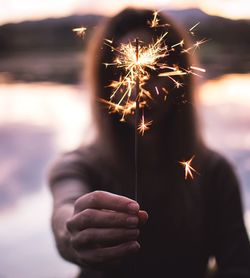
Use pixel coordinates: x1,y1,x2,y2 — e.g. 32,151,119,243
1,0,249,25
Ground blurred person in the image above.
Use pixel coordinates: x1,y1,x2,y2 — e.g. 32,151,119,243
48,8,250,278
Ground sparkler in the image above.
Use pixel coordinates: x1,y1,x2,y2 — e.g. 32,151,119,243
101,12,207,137
134,38,140,201
179,155,199,180
101,31,189,135
99,13,204,203
72,13,203,185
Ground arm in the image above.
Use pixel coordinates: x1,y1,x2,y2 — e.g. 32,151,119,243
50,178,90,265
213,160,250,277
48,152,148,270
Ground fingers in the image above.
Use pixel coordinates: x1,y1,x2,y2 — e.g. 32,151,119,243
74,191,139,214
71,228,139,249
75,241,140,265
138,210,149,226
67,209,140,232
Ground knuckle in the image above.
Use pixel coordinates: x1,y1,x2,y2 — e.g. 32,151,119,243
81,209,94,227
110,212,120,223
82,208,94,218
110,212,125,226
89,190,102,205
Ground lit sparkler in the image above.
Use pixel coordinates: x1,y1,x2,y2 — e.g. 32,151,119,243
179,155,199,180
101,32,189,134
101,13,207,136
102,31,171,130
97,12,206,195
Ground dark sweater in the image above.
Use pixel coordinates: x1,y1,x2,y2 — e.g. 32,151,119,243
49,148,250,278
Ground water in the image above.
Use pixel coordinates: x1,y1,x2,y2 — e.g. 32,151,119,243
0,74,249,277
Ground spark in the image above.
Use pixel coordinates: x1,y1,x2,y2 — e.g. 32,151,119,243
100,11,207,135
105,38,113,44
189,22,200,33
137,115,153,135
182,38,208,55
162,87,169,101
148,10,170,28
193,38,208,50
179,155,198,180
72,27,86,38
101,31,175,123
155,86,160,95
190,66,206,73
148,11,160,28
171,40,184,48
158,70,187,77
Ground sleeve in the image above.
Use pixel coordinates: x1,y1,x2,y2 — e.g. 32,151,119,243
212,158,250,278
47,149,96,190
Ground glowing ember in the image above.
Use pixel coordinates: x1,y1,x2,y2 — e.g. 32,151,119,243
137,115,153,136
72,27,86,38
190,66,206,73
179,155,199,180
101,11,207,138
148,10,170,28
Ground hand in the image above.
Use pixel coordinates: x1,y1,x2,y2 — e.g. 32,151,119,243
66,190,148,269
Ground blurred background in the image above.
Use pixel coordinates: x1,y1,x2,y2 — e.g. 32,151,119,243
0,0,249,277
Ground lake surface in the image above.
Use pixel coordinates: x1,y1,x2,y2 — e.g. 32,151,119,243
0,74,249,277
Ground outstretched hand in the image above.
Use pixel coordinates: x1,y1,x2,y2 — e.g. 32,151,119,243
66,190,148,269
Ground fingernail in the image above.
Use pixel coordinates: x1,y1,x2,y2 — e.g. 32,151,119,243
126,216,139,227
130,241,140,250
128,202,139,214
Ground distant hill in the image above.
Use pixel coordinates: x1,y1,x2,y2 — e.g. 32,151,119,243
0,14,104,52
0,9,249,52
167,8,211,22
0,9,249,82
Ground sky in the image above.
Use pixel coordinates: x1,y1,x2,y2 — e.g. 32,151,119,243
0,0,249,25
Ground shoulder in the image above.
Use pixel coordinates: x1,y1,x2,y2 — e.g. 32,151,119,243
47,145,100,187
200,148,240,198
201,148,236,179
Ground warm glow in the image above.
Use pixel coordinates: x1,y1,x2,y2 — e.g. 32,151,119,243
0,82,95,151
101,16,206,134
179,155,198,180
198,74,250,151
0,0,248,25
199,74,250,106
200,0,250,20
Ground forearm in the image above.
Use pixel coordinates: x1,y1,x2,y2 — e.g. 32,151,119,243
50,178,91,265
52,202,80,265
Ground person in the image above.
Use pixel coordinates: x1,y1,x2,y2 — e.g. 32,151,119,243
48,8,250,278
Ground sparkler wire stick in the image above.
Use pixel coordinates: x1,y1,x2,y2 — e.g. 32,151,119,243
134,38,140,202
